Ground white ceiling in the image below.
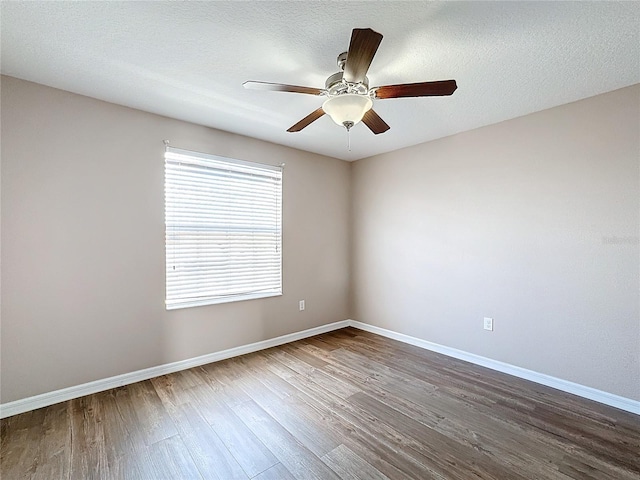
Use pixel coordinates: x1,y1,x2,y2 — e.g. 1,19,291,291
2,2,639,161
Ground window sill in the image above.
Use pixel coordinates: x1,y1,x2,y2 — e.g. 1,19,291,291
166,291,282,310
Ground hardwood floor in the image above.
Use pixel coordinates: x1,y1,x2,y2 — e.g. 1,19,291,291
1,327,639,479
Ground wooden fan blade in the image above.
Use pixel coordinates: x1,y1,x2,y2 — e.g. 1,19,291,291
287,108,325,132
243,81,324,96
374,80,457,99
362,109,390,135
343,28,383,84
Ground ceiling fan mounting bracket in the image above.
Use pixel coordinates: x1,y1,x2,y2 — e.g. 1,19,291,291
325,72,369,96
325,52,369,97
337,51,348,71
325,72,344,90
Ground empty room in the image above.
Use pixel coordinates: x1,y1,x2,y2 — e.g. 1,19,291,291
1,2,639,479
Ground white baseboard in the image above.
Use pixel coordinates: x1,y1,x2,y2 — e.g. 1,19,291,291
349,320,640,415
0,320,350,419
2,318,638,418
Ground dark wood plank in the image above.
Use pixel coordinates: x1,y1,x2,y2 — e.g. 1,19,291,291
146,435,202,479
297,339,584,479
229,357,342,458
94,389,139,478
2,327,639,480
44,405,71,478
321,444,390,480
186,383,278,477
262,348,361,400
261,351,451,479
0,408,48,478
69,395,110,480
300,335,342,352
232,399,341,480
165,401,247,479
253,462,296,480
348,391,529,480
334,332,640,474
116,381,177,446
150,374,194,408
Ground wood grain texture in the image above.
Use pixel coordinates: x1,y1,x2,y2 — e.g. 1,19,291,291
374,79,458,99
253,462,295,480
287,108,325,132
343,28,383,84
243,81,324,96
322,444,390,480
2,327,639,479
362,109,390,134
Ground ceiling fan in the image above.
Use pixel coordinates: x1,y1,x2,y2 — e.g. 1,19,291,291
243,28,457,135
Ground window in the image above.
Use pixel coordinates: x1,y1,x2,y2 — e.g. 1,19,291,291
164,146,282,310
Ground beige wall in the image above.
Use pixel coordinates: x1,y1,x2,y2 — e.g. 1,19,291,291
351,84,640,401
1,76,351,403
3,75,638,406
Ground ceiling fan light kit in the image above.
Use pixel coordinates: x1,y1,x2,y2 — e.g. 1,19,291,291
243,28,457,136
322,93,373,130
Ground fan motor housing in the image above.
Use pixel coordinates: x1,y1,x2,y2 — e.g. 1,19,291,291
325,51,370,97
337,51,348,70
325,73,369,96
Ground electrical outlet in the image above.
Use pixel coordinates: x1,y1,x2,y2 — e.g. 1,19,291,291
484,317,494,331
299,300,305,311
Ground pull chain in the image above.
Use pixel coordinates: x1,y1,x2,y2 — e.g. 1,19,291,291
343,121,354,152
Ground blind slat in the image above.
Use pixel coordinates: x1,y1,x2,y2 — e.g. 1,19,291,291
165,148,282,309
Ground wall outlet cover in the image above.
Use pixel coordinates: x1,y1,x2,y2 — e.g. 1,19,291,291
484,317,494,331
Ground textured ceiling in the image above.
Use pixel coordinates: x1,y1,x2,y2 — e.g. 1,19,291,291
2,1,639,161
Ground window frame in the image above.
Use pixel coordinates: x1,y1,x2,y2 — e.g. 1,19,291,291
164,146,283,310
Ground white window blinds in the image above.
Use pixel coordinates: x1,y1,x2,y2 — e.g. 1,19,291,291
164,146,282,310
